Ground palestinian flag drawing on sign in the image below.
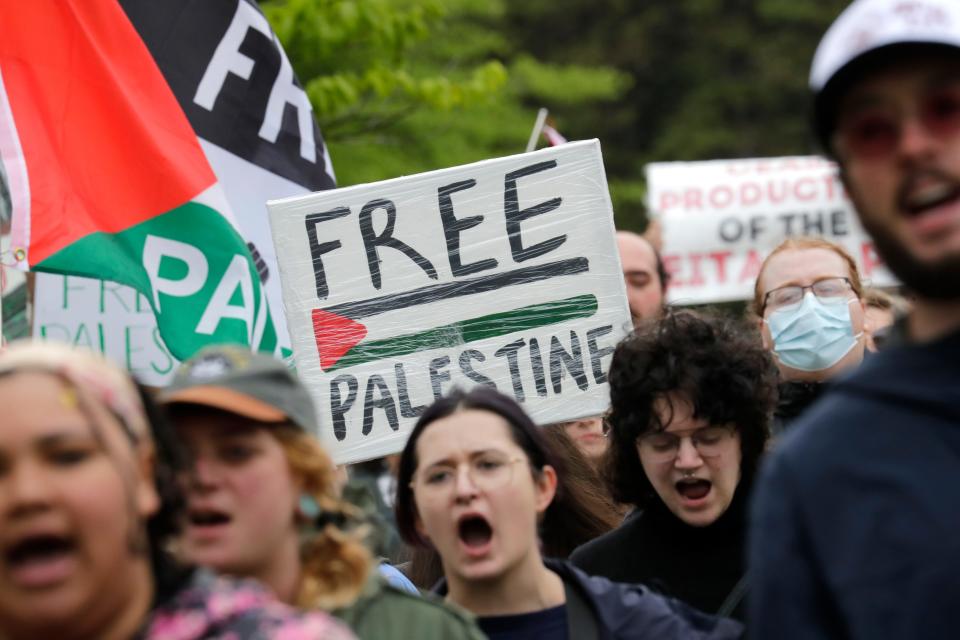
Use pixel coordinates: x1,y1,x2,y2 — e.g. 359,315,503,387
311,259,598,372
0,0,334,361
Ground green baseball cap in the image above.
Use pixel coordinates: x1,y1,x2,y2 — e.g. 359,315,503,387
160,344,318,434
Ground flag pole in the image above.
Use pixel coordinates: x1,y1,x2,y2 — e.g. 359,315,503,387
525,108,548,152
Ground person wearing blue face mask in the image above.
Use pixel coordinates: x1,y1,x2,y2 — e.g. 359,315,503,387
752,237,868,433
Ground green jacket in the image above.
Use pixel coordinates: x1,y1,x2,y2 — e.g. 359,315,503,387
334,572,486,640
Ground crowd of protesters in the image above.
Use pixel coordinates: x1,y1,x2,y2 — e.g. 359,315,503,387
2,0,959,638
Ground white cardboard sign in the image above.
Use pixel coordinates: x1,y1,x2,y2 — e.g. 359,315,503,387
33,273,180,386
647,156,898,304
269,140,630,464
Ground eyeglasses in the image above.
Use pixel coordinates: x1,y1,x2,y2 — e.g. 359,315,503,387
638,426,736,463
762,277,853,314
410,453,527,501
833,85,960,161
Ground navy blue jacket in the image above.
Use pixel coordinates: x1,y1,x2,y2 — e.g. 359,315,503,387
749,328,960,639
436,559,742,639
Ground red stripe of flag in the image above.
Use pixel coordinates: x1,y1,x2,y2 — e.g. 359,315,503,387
542,123,568,146
0,0,215,264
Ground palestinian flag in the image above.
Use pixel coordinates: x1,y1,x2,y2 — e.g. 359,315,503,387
541,123,568,147
120,0,337,358
311,264,597,372
0,0,321,359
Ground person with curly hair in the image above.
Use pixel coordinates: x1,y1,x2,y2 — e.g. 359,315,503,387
159,345,484,640
571,310,777,622
0,341,353,640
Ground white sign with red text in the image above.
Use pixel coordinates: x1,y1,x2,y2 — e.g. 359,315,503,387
646,156,898,304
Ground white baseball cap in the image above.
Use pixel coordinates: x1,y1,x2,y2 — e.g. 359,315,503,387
810,0,960,148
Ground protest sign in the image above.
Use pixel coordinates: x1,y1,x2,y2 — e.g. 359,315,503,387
269,140,630,463
647,156,898,304
33,274,179,387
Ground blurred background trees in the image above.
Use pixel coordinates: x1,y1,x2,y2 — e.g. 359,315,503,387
264,0,849,231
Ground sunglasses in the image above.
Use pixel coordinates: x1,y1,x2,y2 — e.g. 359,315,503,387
834,85,960,160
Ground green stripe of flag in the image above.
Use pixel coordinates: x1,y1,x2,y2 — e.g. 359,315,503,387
329,294,598,372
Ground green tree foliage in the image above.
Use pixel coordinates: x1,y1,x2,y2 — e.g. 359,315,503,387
263,0,631,186
262,0,508,141
503,0,850,230
265,0,851,232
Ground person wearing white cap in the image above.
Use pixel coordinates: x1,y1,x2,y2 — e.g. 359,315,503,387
749,1,960,638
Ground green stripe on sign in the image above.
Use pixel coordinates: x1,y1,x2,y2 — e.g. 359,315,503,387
329,294,598,372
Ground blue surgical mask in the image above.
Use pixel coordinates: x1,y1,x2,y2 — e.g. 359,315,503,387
765,292,862,372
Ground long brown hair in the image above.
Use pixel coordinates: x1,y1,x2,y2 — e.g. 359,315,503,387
395,388,621,561
539,424,621,557
273,427,371,610
401,419,622,590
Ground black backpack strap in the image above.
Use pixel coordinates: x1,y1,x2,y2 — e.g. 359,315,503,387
716,574,749,619
564,578,601,640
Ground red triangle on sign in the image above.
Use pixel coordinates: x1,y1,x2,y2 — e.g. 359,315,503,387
311,309,368,370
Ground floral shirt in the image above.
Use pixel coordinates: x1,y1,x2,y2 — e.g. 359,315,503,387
140,570,356,640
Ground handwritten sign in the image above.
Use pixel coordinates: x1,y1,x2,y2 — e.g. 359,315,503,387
269,140,630,463
33,273,179,386
647,156,898,304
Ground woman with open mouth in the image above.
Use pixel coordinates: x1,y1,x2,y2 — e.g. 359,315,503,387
159,344,486,640
571,310,777,622
0,342,352,640
394,386,743,639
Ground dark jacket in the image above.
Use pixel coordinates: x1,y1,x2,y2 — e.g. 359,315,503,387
436,559,743,639
570,484,749,621
772,380,827,435
749,327,960,639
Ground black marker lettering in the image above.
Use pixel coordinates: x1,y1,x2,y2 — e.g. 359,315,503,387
429,356,452,400
586,325,615,384
305,207,351,299
528,337,548,398
504,160,565,262
494,339,526,401
395,363,426,418
549,331,588,393
438,179,497,276
321,258,588,320
359,198,437,289
362,374,399,435
459,349,497,389
329,374,358,441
